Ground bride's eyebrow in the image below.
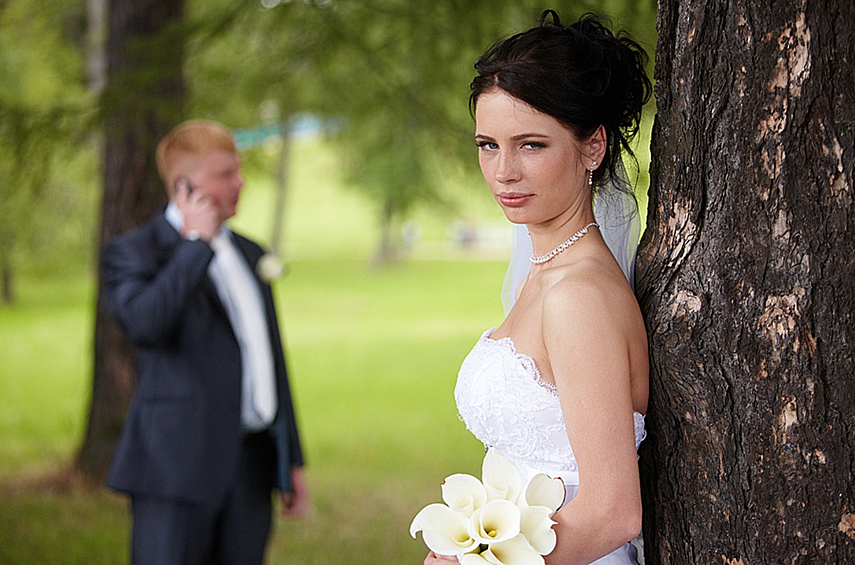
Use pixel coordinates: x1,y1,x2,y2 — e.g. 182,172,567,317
474,133,550,141
512,133,549,140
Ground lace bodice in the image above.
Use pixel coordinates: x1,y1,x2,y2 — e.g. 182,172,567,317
455,328,646,487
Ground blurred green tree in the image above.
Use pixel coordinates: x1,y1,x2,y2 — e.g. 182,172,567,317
190,0,657,265
0,0,92,304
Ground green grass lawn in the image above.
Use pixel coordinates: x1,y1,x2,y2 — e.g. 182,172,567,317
0,136,511,564
0,258,507,565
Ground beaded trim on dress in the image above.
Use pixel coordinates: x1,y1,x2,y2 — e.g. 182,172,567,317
481,332,558,393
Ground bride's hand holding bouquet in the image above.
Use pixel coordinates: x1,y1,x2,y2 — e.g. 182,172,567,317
411,448,565,565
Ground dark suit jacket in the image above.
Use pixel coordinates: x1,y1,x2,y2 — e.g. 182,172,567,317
102,212,304,505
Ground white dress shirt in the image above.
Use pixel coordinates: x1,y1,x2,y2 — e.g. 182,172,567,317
166,204,277,431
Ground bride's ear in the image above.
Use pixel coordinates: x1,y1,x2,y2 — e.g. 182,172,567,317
585,125,607,170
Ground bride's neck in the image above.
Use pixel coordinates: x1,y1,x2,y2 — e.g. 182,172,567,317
528,211,597,258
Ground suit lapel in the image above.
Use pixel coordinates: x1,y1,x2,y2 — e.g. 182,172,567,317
230,234,261,279
230,234,277,334
152,213,181,262
153,212,229,317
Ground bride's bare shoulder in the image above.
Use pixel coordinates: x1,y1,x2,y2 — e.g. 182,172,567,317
541,254,638,327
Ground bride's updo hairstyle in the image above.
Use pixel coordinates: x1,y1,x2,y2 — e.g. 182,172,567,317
470,10,652,193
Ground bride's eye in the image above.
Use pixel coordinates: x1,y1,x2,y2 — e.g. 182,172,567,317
476,140,499,151
521,141,546,150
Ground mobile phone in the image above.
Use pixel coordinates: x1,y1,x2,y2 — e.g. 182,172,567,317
177,177,195,195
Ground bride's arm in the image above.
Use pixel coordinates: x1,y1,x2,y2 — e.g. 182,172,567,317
541,273,645,565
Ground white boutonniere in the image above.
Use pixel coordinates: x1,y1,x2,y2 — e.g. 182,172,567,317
410,448,565,565
257,252,285,283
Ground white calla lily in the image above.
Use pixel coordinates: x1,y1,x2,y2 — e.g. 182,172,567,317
460,552,497,565
411,448,563,562
479,534,545,565
442,473,488,517
482,448,522,502
469,499,521,545
410,503,480,555
519,506,558,555
519,473,565,514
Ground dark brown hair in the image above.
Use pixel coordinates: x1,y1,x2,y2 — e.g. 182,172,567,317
470,10,652,191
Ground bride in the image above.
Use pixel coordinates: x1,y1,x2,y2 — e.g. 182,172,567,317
425,10,652,565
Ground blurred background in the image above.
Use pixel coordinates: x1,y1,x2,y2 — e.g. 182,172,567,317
0,0,655,563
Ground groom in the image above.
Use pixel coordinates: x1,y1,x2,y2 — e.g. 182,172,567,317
102,119,307,565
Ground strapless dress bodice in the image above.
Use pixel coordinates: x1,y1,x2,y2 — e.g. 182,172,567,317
455,328,646,488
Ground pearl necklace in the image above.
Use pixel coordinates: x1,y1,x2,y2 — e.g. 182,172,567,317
529,222,599,264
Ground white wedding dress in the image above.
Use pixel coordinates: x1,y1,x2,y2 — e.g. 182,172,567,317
455,328,647,565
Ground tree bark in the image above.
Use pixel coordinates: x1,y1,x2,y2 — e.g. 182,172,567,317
86,0,108,93
76,0,186,481
637,0,855,563
270,120,291,258
1,260,12,306
372,198,400,268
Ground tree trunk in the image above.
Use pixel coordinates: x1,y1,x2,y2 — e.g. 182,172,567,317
637,0,855,563
86,0,107,93
76,0,186,481
372,198,399,268
270,120,291,257
1,261,12,306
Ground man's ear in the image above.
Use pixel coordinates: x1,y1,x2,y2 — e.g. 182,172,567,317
166,157,199,199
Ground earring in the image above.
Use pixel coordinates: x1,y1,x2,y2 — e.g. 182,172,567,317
588,161,597,186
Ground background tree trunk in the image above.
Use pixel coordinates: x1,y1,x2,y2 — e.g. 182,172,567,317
76,0,186,481
637,0,855,563
270,119,291,258
372,198,400,269
1,256,12,305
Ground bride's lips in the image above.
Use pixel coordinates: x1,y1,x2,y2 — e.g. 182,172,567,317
497,192,534,207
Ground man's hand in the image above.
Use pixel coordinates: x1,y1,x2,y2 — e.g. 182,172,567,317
175,177,220,242
280,466,309,518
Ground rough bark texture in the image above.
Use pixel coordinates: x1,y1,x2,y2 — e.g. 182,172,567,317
637,0,855,562
76,0,185,481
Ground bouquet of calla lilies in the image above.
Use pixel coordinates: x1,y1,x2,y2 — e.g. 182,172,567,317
410,448,565,565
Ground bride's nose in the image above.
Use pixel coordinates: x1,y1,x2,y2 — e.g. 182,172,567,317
494,151,521,184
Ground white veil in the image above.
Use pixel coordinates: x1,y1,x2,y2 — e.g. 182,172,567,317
500,163,642,314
